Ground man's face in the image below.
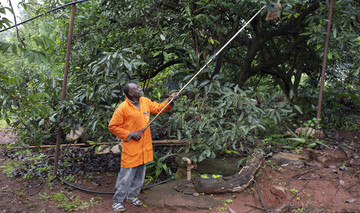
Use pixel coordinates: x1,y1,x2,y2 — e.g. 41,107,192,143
129,83,142,98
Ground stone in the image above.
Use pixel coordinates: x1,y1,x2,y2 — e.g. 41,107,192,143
66,126,85,141
96,144,121,154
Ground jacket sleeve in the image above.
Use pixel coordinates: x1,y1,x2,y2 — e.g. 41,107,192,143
149,99,172,115
108,107,131,140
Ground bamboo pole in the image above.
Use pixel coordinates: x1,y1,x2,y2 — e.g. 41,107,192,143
12,140,186,149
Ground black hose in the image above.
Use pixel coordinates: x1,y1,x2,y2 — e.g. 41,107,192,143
0,0,91,33
57,176,114,194
56,176,175,194
143,176,175,190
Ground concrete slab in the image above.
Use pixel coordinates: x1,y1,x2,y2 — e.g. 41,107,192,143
144,179,220,210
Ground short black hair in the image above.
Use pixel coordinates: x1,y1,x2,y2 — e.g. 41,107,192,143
123,83,131,97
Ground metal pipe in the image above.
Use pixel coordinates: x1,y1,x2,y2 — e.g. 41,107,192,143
144,5,267,131
315,0,334,140
182,157,194,181
53,0,77,176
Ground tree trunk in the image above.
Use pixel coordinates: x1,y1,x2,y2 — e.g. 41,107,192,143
193,153,264,193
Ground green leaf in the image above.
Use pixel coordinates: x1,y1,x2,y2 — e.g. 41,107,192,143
314,140,329,148
177,130,181,140
204,149,210,157
327,51,332,60
287,137,306,143
34,37,45,47
198,80,209,88
285,126,298,137
28,53,35,63
163,51,169,61
294,105,303,114
44,36,52,48
11,44,17,55
92,120,98,131
153,51,162,57
198,154,205,162
0,42,11,53
38,119,45,126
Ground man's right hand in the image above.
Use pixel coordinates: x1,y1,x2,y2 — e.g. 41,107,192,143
131,128,145,140
132,132,142,140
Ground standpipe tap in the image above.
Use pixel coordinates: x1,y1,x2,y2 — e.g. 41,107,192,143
182,157,196,181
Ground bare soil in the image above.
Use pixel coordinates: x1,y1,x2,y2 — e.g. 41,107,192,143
1,127,360,213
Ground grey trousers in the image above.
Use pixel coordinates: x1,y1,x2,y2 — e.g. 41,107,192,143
113,164,146,203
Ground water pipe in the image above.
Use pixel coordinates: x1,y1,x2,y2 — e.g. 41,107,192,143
182,157,195,181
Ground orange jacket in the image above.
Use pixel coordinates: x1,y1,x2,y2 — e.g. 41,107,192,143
108,97,172,168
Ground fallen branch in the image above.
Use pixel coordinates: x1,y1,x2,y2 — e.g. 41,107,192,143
337,145,349,158
345,180,360,191
244,203,266,212
286,181,309,206
291,169,316,180
153,140,187,146
193,153,264,193
304,207,315,213
274,181,310,213
254,180,269,213
28,183,44,196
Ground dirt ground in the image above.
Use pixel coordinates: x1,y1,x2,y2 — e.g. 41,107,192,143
1,127,360,213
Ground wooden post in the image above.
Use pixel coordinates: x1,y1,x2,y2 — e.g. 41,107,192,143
315,0,334,140
53,0,77,176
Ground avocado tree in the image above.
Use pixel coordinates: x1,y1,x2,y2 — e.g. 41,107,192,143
0,0,359,146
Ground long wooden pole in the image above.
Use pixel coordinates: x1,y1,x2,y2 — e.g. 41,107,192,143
12,140,186,149
315,0,334,140
53,0,77,176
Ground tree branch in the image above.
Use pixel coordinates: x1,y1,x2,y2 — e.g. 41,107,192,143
263,0,319,40
138,58,183,81
250,35,309,74
8,0,26,48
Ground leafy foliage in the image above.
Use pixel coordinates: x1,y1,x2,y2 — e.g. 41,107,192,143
166,79,297,162
0,149,52,180
0,0,359,152
0,3,12,30
58,48,146,141
284,118,329,149
0,58,61,145
146,152,176,182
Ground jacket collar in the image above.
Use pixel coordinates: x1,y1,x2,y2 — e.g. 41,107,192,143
125,97,141,110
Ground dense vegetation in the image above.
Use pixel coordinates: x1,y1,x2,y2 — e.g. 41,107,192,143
1,0,359,164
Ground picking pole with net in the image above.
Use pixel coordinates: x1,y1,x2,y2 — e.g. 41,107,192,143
144,5,268,131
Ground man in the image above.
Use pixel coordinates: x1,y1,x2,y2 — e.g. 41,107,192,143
108,82,178,212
